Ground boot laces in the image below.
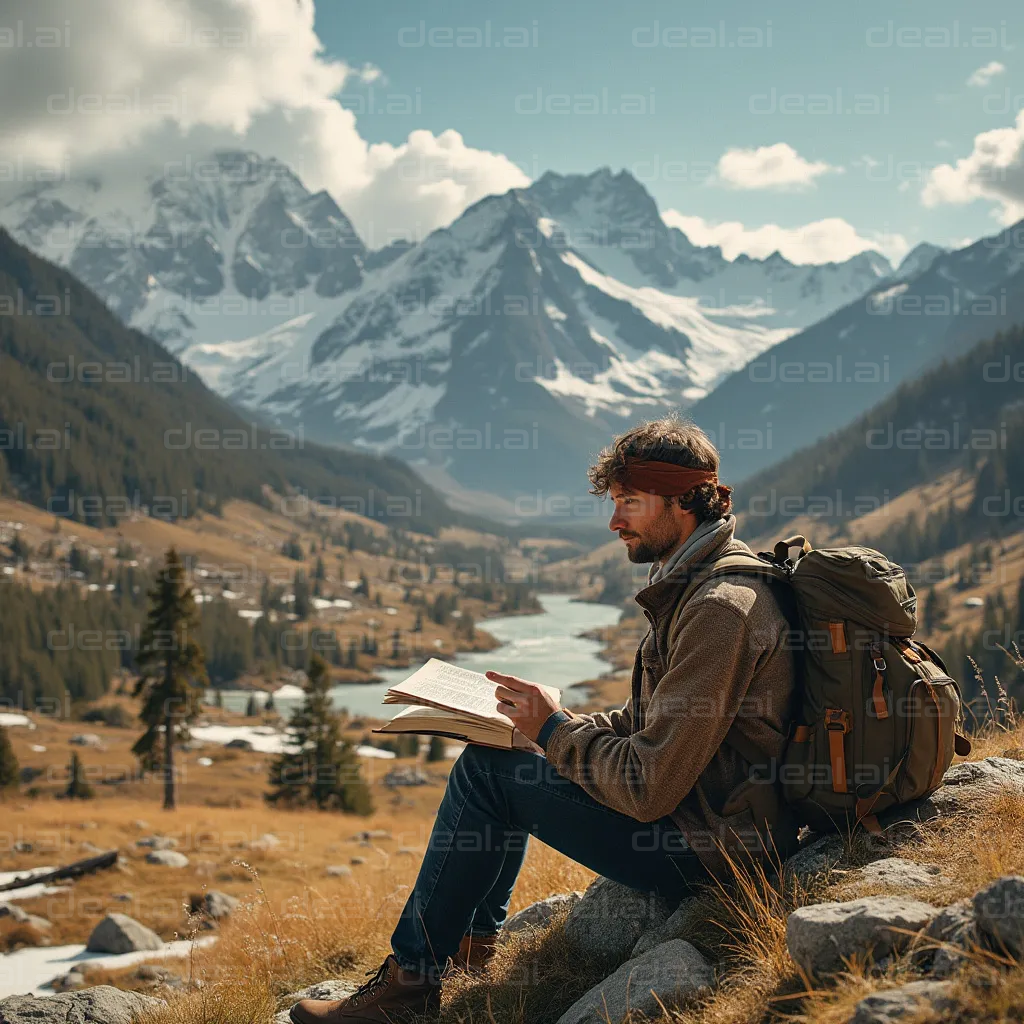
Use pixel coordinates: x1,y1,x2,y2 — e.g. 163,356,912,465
348,959,392,1006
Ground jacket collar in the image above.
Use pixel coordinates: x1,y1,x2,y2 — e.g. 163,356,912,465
634,514,738,618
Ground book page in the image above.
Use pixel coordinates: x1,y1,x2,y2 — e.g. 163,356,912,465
376,704,509,744
385,658,560,719
374,705,543,753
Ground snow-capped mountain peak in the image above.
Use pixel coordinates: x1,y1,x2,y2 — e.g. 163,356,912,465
0,154,907,503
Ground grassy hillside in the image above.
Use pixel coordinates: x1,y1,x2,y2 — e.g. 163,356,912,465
0,228,474,533
733,326,1024,547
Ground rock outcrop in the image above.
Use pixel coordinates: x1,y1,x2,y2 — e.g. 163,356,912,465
504,892,582,935
86,913,164,954
274,981,356,1024
202,890,240,920
145,850,189,867
973,874,1024,958
564,877,675,963
787,898,938,977
858,858,946,889
0,987,162,1024
631,897,702,957
846,980,954,1024
555,940,714,1024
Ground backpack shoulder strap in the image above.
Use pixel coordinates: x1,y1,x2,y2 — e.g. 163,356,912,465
668,552,788,642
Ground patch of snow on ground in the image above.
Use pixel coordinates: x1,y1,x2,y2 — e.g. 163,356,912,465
189,724,296,754
0,867,72,903
188,725,396,759
0,937,217,998
0,713,30,727
354,745,396,760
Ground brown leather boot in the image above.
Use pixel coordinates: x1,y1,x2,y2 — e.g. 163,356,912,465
289,955,440,1024
451,933,499,973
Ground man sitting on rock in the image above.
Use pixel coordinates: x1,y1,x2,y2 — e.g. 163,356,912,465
291,415,799,1024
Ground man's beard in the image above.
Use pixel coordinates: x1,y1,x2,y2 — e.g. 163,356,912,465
622,532,672,564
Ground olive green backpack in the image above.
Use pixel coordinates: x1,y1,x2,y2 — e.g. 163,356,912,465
670,536,971,833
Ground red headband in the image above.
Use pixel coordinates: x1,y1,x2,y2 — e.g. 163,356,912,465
619,460,718,496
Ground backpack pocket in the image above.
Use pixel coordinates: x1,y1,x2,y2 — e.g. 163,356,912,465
891,676,961,804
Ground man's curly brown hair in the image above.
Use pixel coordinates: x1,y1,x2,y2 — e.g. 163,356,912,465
587,414,733,523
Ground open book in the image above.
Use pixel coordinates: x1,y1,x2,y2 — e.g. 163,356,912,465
372,658,560,751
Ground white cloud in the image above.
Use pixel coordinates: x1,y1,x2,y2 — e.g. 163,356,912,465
0,0,528,242
716,143,839,190
662,210,908,265
921,110,1024,224
967,61,1006,87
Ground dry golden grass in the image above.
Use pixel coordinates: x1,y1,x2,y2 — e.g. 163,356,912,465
6,676,1024,1023
5,717,1021,1023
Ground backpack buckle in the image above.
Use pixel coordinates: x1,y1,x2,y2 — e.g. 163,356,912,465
873,656,887,672
824,708,851,733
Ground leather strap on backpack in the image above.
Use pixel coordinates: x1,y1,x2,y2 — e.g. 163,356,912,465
824,708,851,794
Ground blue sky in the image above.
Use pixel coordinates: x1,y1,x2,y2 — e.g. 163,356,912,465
315,0,1023,261
3,0,1022,265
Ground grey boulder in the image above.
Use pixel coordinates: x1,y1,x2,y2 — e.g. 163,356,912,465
0,987,163,1024
555,939,714,1024
203,890,240,919
847,980,954,1024
565,877,675,963
973,874,1024,958
136,836,178,850
51,970,87,993
504,892,582,936
86,913,164,954
632,897,702,957
782,835,847,887
787,897,937,977
275,981,356,1024
858,858,945,889
918,899,977,977
145,850,189,867
886,756,1024,824
325,865,352,878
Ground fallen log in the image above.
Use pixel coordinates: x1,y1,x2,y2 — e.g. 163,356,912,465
0,849,118,892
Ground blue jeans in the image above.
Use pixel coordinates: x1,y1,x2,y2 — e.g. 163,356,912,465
390,744,711,975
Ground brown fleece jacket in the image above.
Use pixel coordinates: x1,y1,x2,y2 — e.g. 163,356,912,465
544,516,800,879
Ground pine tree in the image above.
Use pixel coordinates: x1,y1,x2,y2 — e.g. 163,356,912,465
426,736,446,762
246,692,259,717
265,690,276,714
266,654,373,814
132,547,208,810
922,586,949,633
293,569,311,620
0,726,19,796
65,751,94,800
282,534,304,560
